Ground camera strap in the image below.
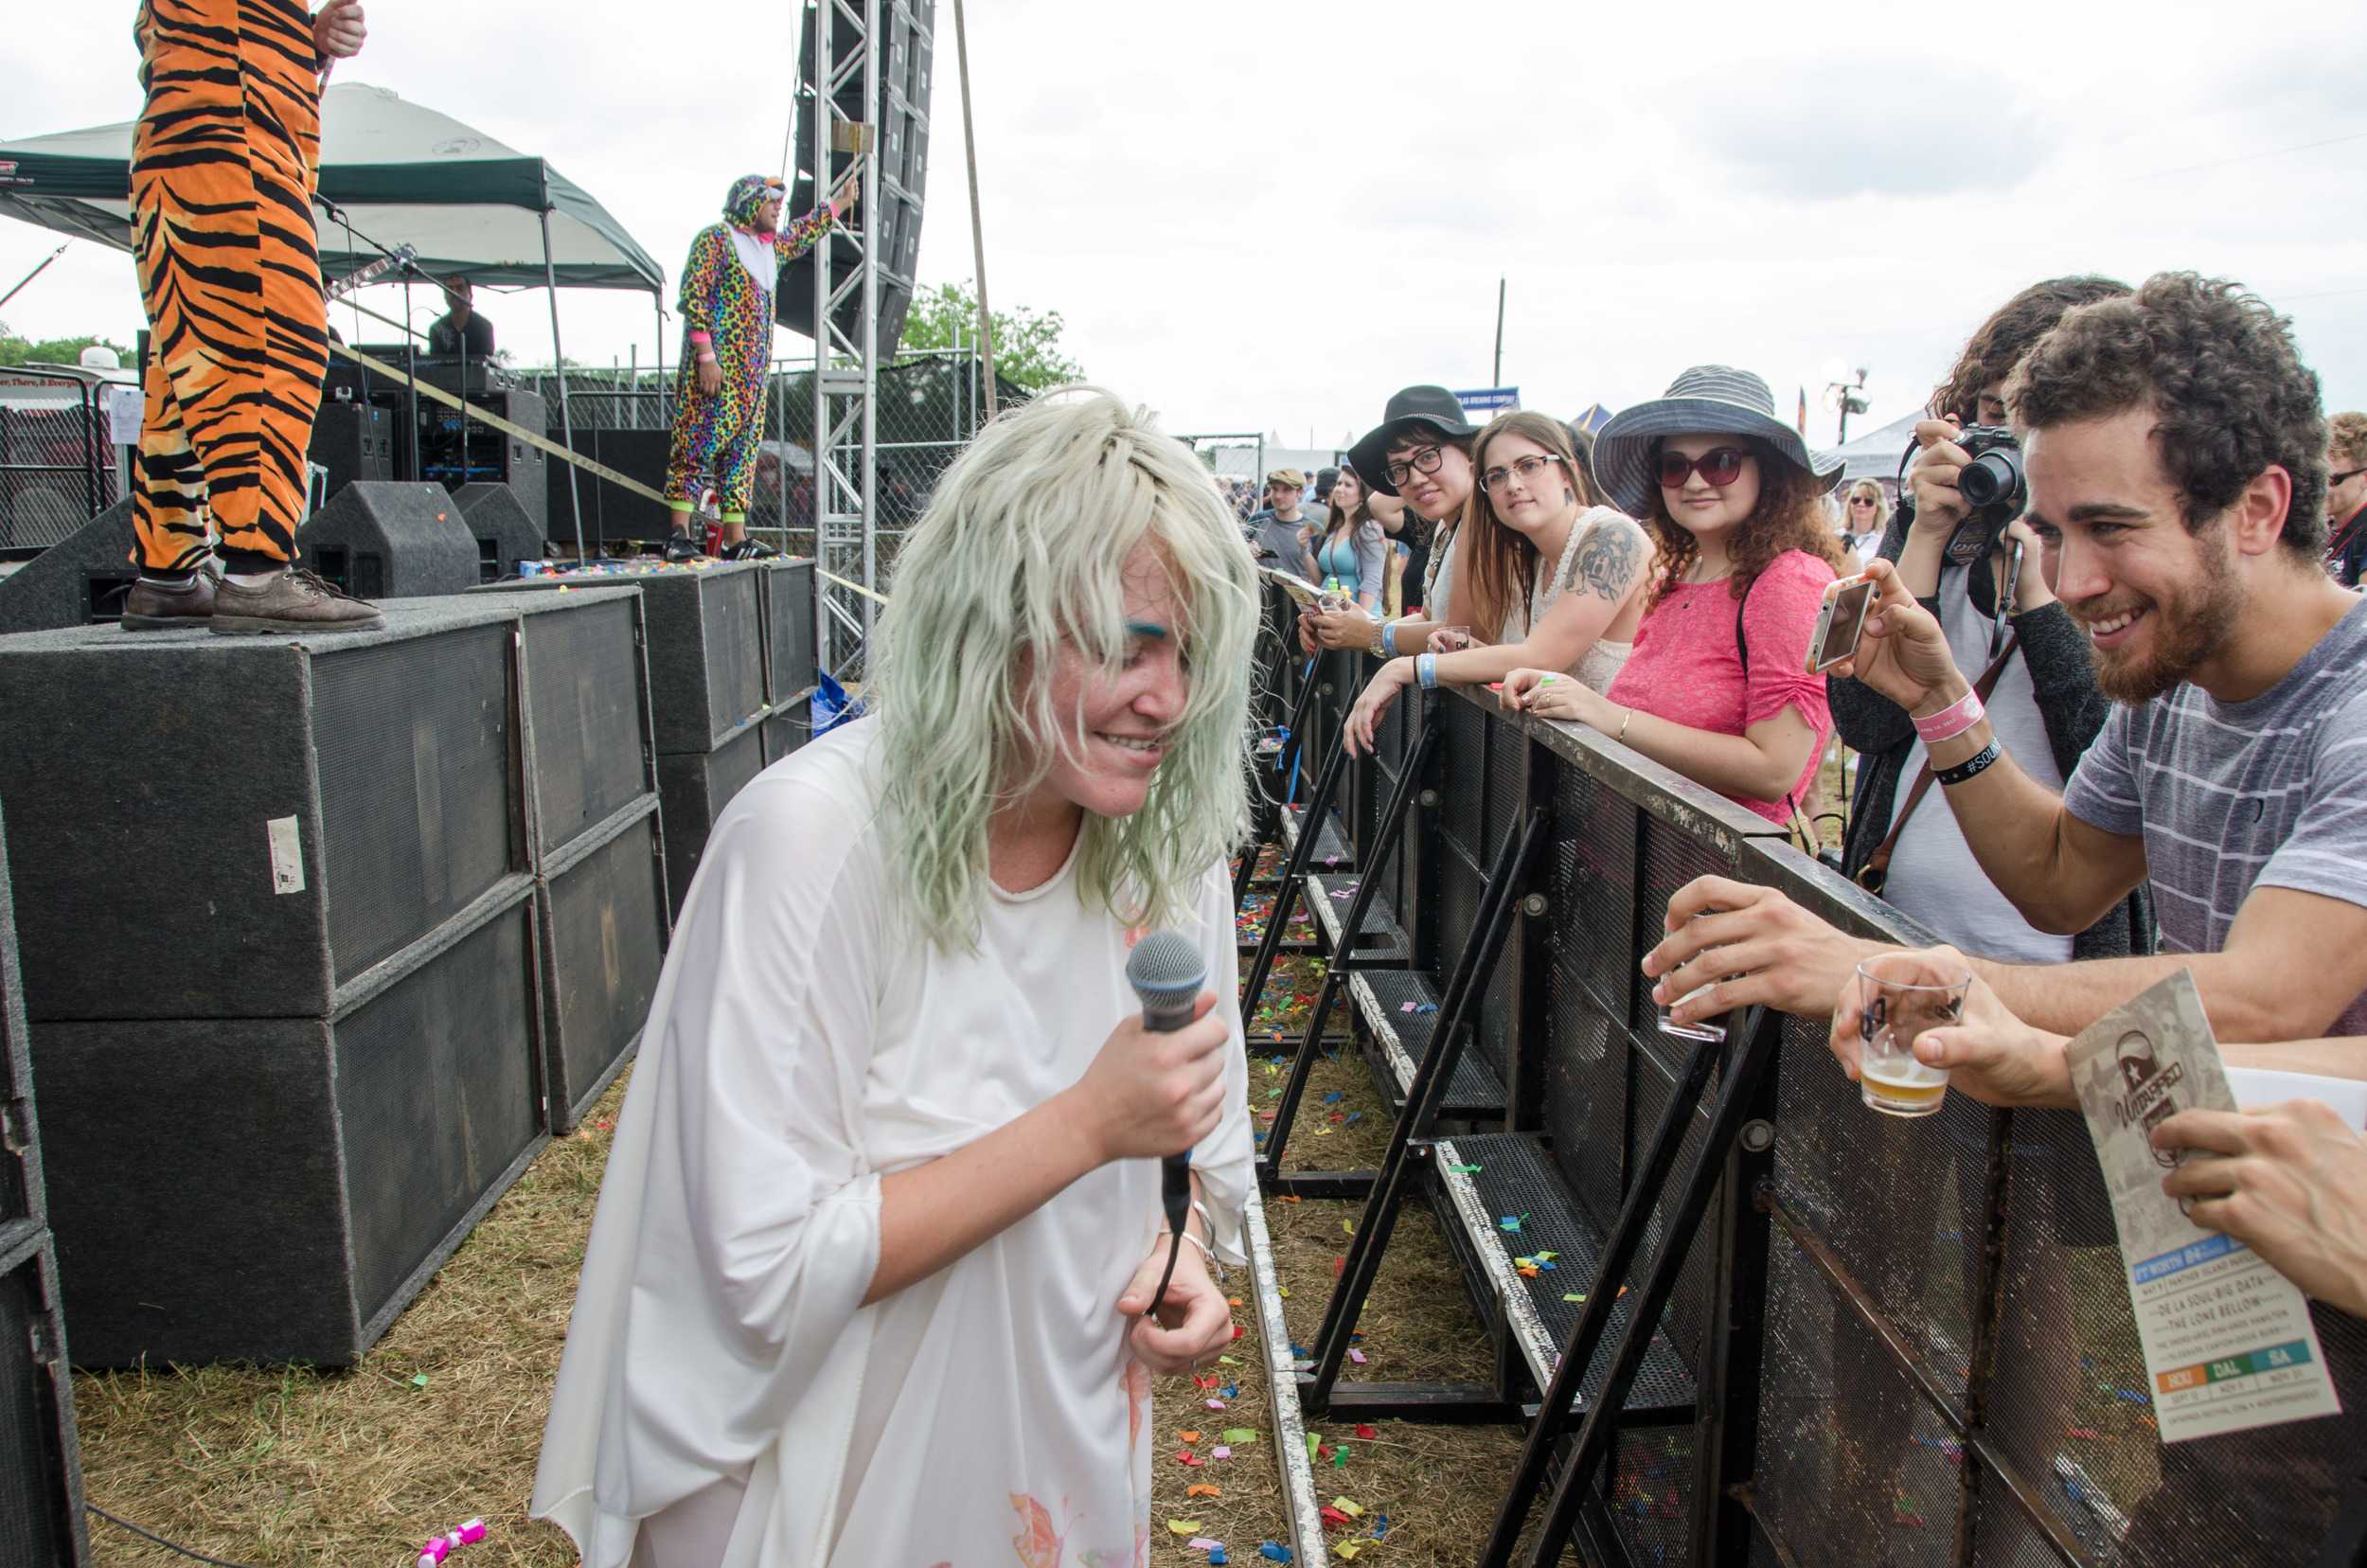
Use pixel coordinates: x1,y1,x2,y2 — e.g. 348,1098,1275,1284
1855,632,2020,895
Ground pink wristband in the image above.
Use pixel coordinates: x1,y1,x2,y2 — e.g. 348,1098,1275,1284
1913,689,1984,745
687,330,712,346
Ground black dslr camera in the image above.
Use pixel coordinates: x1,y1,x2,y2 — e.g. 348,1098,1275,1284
1895,424,2027,564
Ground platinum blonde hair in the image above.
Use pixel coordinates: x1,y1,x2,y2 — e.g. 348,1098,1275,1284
872,387,1258,950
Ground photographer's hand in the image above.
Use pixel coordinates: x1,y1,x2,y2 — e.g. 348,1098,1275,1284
1895,419,1972,597
2002,518,2055,612
1830,559,1967,714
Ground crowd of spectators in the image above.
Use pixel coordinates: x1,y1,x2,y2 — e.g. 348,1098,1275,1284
1250,270,2367,1375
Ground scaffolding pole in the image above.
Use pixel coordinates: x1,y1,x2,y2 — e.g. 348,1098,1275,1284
810,0,884,680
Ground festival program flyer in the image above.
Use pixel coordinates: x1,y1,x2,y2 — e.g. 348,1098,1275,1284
2066,971,2341,1443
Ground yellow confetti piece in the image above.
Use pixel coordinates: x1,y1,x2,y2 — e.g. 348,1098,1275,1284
1278,1287,1290,1297
1342,1221,1356,1236
1336,1544,1362,1560
1314,1127,1333,1137
1166,1520,1203,1535
1331,1498,1363,1517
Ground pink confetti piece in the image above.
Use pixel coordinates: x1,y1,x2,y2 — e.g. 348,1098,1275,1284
1348,1348,1367,1364
1190,1540,1223,1553
1206,1398,1227,1410
1212,1445,1233,1459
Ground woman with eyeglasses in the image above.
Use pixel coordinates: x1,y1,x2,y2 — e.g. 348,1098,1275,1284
1343,412,1648,754
1311,466,1388,615
1299,385,1482,655
1503,366,1847,832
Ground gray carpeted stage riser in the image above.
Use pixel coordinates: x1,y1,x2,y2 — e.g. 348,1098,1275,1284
454,482,547,580
0,594,668,1365
0,805,89,1564
0,499,137,637
297,481,480,599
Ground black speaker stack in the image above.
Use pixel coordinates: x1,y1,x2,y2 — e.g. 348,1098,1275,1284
0,588,667,1366
298,480,480,599
781,0,934,357
543,428,675,549
418,387,548,526
476,558,818,915
0,805,89,1565
306,401,396,493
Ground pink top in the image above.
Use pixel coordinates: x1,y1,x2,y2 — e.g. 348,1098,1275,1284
1603,548,1838,825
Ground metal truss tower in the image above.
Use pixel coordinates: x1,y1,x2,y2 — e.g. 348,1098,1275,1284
810,0,882,681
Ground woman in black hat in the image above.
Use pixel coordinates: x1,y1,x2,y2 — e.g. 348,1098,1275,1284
1302,385,1482,656
1504,365,1848,832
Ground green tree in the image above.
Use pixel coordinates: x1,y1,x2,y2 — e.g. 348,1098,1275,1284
0,325,133,370
899,281,1081,392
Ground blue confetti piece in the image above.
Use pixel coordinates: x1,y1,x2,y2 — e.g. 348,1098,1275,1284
1210,1551,1228,1567
1344,1112,1363,1126
1415,1002,1437,1014
1259,1543,1293,1562
1499,1214,1527,1233
1222,1382,1239,1399
2115,1389,2152,1406
1375,1515,1388,1539
1290,1342,1309,1359
1323,1091,1344,1104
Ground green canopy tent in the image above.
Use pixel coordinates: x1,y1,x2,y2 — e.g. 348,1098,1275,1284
0,82,670,547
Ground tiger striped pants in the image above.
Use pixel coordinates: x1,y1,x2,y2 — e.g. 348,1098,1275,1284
130,0,329,574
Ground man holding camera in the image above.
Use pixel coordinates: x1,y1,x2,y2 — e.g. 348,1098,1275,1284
1646,272,2367,1059
1832,276,2148,970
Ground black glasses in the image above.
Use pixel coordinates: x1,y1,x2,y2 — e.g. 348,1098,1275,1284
1656,446,1751,489
2334,467,2367,486
1384,446,1446,487
1480,453,1566,493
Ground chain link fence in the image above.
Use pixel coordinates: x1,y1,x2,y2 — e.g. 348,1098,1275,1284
0,375,124,554
1180,432,1266,529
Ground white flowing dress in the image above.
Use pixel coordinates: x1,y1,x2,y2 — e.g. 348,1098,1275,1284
531,716,1256,1568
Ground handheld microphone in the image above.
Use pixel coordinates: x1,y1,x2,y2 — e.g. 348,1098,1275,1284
1126,931,1206,1317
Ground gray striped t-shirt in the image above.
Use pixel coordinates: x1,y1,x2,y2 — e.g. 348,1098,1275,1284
2062,597,2367,1035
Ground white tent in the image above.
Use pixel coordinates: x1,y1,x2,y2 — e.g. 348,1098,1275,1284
1832,411,1924,485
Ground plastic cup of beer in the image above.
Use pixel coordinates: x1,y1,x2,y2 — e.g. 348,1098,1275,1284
1657,911,1727,1043
1853,952,1971,1117
1435,625,1474,651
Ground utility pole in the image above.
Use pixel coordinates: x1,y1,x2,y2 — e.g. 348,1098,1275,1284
1491,276,1506,388
1827,366,1870,446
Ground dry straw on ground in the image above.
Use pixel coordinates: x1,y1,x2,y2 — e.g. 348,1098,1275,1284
76,890,1532,1565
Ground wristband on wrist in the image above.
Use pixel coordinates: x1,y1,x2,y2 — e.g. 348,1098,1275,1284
1933,737,2002,787
688,330,712,346
1381,621,1397,654
1415,652,1438,690
1913,688,1985,745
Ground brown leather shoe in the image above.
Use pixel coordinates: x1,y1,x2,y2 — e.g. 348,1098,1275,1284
119,573,217,631
210,568,385,635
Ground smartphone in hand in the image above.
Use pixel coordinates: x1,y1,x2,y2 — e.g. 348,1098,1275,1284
1805,573,1877,675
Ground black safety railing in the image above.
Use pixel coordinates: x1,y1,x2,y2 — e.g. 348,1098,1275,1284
0,369,120,554
1233,575,2367,1567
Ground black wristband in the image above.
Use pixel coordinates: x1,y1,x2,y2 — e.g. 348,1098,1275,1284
1934,737,2002,787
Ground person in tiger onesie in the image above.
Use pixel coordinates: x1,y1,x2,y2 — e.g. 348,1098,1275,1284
660,172,859,562
120,0,383,634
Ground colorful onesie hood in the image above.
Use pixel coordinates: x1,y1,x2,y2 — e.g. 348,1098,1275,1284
724,174,780,230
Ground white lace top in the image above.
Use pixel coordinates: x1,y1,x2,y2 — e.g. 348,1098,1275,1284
1497,506,1637,693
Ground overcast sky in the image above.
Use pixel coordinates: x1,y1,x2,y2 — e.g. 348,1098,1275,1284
5,0,2363,458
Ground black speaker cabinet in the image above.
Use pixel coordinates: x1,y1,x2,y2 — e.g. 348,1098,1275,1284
0,499,133,636
759,557,818,706
454,482,547,582
537,807,666,1131
763,707,812,766
307,401,394,492
474,562,767,756
545,428,673,548
656,724,766,918
0,1228,84,1564
299,480,480,599
0,806,51,1236
35,889,545,1366
0,599,529,1023
511,587,669,1129
464,389,548,527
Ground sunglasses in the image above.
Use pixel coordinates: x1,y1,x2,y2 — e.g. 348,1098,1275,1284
1656,446,1752,489
1849,495,1878,507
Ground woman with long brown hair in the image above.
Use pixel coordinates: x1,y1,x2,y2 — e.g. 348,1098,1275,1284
1344,411,1650,753
1311,466,1388,614
1504,366,1846,828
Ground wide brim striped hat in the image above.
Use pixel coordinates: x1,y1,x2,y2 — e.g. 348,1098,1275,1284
1592,365,1843,519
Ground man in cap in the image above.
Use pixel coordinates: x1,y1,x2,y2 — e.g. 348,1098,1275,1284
1245,468,1318,582
661,170,859,562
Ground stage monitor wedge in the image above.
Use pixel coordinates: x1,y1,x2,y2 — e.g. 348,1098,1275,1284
299,481,480,599
454,482,547,582
0,499,134,636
